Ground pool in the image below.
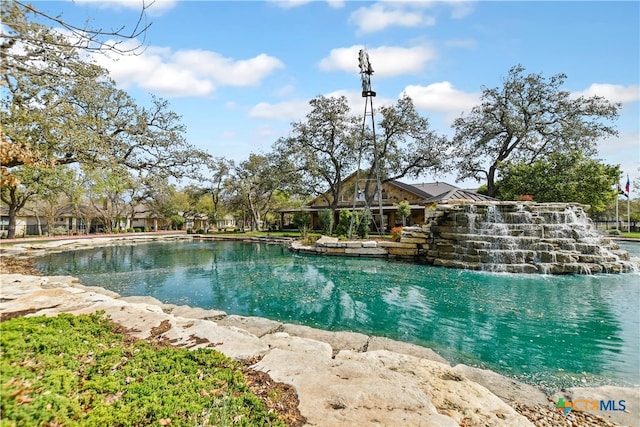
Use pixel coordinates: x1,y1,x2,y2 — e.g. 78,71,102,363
34,239,640,392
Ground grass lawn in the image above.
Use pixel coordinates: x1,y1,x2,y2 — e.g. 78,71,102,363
621,232,640,239
0,313,287,427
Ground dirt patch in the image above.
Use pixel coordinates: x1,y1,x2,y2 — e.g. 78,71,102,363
512,402,620,427
241,356,307,427
0,257,40,275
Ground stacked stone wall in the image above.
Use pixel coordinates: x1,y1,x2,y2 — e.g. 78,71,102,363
289,201,638,275
419,202,636,274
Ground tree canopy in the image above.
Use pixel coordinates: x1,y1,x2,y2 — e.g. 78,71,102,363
273,96,361,212
495,152,621,212
274,94,448,211
452,65,620,197
1,1,208,237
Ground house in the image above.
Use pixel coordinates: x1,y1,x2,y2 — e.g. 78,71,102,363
0,200,173,238
216,214,237,231
277,172,496,232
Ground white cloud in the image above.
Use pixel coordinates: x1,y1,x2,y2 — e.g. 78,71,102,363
323,89,397,112
349,1,475,34
73,0,177,16
270,0,344,9
249,99,311,120
319,45,436,77
403,81,480,114
447,0,475,19
573,83,640,104
93,43,284,97
350,3,435,34
249,90,398,124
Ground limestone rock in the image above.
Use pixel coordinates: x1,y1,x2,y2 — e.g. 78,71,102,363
252,348,459,427
316,235,339,245
216,314,282,337
339,350,534,427
165,304,227,321
281,323,369,355
261,332,333,358
367,336,449,364
452,364,548,406
121,295,165,307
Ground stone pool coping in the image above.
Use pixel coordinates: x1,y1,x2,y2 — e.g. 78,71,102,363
1,235,638,426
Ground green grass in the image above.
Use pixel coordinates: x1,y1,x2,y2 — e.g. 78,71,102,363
0,313,285,427
621,232,640,239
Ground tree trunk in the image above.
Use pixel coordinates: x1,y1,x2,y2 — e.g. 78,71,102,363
486,165,498,198
247,195,260,231
35,214,43,236
7,205,18,239
3,186,30,239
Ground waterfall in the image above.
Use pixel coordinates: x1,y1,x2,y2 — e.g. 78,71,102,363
425,202,638,275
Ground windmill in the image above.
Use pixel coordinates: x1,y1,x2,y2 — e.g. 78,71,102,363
349,49,384,237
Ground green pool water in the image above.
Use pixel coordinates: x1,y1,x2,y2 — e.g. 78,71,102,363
34,240,640,392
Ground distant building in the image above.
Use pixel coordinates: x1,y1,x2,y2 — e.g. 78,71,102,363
277,173,496,232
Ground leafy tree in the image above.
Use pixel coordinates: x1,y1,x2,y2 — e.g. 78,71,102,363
360,95,449,204
452,65,620,197
200,157,233,229
232,153,288,231
274,95,448,226
83,166,134,233
27,166,77,236
2,1,150,70
1,0,151,182
170,214,186,230
495,152,621,212
395,200,412,226
273,96,360,212
0,166,47,237
1,2,207,237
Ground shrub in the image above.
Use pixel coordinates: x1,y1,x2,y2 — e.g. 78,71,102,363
356,208,372,239
334,209,352,238
0,313,284,426
390,226,403,242
196,229,205,234
395,201,411,226
127,228,135,233
609,229,622,236
292,212,311,240
318,209,334,235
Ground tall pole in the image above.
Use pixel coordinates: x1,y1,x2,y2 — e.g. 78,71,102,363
616,195,619,230
357,48,384,233
627,195,631,233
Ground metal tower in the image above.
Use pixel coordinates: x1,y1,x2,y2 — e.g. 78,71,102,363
349,49,384,237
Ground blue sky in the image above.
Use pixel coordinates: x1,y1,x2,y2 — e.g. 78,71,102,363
30,0,640,191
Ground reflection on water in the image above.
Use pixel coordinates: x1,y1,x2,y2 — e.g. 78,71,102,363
35,240,640,390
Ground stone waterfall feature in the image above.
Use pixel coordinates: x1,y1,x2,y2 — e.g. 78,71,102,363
418,202,636,274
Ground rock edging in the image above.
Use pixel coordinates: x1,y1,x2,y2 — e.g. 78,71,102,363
1,273,637,426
